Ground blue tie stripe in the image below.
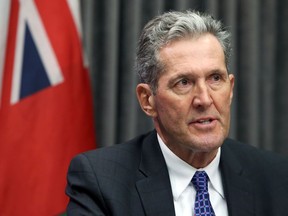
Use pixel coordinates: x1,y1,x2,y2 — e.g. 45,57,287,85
192,171,215,216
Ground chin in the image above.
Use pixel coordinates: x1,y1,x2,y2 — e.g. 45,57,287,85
189,135,225,152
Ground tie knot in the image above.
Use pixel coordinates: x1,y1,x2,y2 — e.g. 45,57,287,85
191,171,209,192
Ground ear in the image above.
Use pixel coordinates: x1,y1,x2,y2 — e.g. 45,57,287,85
136,83,157,117
228,74,235,105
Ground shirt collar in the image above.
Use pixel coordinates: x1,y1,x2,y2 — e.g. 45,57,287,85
157,134,225,200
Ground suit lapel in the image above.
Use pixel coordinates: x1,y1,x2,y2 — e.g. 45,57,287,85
135,133,255,216
220,139,254,216
136,131,175,216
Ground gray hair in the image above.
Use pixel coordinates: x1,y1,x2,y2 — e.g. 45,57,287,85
136,10,232,93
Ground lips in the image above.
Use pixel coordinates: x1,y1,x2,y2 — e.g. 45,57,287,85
197,119,213,124
189,116,218,129
191,117,216,124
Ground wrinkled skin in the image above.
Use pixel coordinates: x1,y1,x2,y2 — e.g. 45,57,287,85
137,34,234,167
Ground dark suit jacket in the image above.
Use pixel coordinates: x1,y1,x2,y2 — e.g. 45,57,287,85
66,130,288,216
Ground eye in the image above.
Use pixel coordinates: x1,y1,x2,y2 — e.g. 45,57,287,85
172,77,193,94
211,74,221,81
175,78,192,88
179,78,189,85
208,72,227,90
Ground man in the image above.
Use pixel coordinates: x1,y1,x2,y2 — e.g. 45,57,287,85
66,10,288,216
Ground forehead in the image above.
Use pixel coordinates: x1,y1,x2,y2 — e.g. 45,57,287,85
158,34,226,74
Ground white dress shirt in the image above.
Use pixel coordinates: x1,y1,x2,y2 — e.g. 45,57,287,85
158,134,228,216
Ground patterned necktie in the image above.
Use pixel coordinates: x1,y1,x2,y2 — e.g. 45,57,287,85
191,171,215,216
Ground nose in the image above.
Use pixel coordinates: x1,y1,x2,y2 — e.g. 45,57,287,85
192,81,213,109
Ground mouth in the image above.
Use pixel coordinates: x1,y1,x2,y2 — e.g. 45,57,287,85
189,117,218,128
196,119,214,124
191,116,216,123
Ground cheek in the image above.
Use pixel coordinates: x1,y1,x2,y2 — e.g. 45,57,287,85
156,95,188,119
213,90,232,115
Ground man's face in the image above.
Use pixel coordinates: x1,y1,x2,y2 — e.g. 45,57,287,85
151,34,234,155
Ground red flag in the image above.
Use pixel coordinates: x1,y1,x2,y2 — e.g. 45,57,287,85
0,0,96,215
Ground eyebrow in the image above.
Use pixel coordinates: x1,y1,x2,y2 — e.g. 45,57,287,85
167,69,228,87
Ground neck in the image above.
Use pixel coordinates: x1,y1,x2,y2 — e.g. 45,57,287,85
166,144,218,168
185,150,218,168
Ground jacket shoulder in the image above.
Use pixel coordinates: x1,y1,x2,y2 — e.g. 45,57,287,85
222,138,288,172
71,131,155,172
